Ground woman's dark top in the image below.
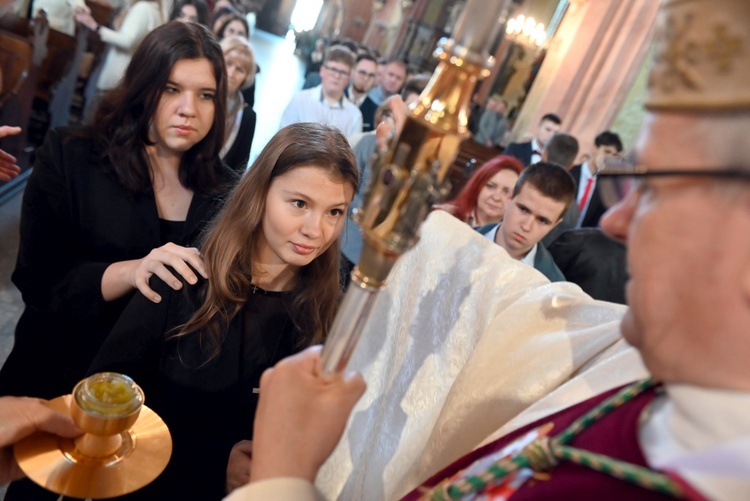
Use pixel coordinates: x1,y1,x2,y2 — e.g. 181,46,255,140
159,219,185,245
223,106,256,174
0,127,231,400
86,276,304,500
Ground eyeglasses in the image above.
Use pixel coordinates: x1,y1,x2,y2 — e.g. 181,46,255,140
356,69,377,79
597,157,750,208
324,65,350,78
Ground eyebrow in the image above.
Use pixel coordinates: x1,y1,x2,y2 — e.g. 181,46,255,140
283,189,348,207
517,202,552,224
166,79,217,92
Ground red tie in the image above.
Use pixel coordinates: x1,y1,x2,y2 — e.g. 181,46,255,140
578,177,594,211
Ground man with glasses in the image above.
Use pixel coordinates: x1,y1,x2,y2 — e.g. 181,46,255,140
280,45,363,138
345,54,379,132
228,0,750,498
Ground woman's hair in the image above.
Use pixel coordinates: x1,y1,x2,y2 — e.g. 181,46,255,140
209,5,240,35
169,0,210,26
445,155,524,222
219,35,256,87
177,123,359,359
91,22,229,196
216,13,249,40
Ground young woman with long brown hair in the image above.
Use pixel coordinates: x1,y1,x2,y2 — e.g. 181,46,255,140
0,21,233,402
88,122,359,500
0,21,235,501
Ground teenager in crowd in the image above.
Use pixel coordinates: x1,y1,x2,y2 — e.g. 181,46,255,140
87,122,358,500
0,22,234,402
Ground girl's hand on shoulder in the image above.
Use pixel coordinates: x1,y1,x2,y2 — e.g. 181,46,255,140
131,243,207,303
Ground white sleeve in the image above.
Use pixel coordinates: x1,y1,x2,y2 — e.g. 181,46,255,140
99,2,160,51
279,95,300,130
224,478,324,501
349,109,363,137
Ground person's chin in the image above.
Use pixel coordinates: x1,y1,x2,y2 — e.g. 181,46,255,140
619,305,645,352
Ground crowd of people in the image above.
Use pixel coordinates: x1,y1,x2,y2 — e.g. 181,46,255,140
0,0,748,499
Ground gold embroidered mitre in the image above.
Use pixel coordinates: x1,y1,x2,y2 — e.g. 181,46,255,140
646,0,749,110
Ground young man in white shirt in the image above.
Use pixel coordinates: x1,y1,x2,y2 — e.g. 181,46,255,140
280,46,363,138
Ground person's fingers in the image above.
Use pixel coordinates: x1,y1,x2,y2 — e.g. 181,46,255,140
149,264,181,291
388,95,408,135
258,367,274,390
375,122,393,153
159,244,206,280
233,440,253,455
176,246,207,279
274,344,320,374
0,149,18,163
33,405,81,438
0,126,22,139
0,169,19,182
133,275,161,303
342,371,367,399
163,255,199,285
1,398,80,444
226,440,253,493
296,345,322,370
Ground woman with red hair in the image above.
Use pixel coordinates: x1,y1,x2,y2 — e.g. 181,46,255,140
436,155,523,227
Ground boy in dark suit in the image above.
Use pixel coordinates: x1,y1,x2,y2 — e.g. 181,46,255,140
504,113,562,166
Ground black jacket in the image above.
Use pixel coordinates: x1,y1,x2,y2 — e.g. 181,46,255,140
570,163,607,228
223,106,257,174
0,127,230,399
546,228,627,304
86,277,302,500
503,140,534,167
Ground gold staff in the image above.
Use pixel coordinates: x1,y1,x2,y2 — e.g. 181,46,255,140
321,0,513,375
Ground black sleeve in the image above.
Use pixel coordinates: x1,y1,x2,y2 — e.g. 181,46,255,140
503,142,522,160
12,129,111,318
223,108,256,174
87,278,177,395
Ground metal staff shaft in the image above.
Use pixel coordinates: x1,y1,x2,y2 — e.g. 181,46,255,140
320,0,512,375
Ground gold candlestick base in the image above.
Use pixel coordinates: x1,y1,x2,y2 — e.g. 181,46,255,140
14,376,172,499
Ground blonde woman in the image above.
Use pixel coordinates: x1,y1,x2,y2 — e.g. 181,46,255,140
219,35,256,173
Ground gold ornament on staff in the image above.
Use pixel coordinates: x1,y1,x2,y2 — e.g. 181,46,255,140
14,372,172,499
320,0,513,375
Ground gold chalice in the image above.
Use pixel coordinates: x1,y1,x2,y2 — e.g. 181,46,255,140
14,372,172,499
